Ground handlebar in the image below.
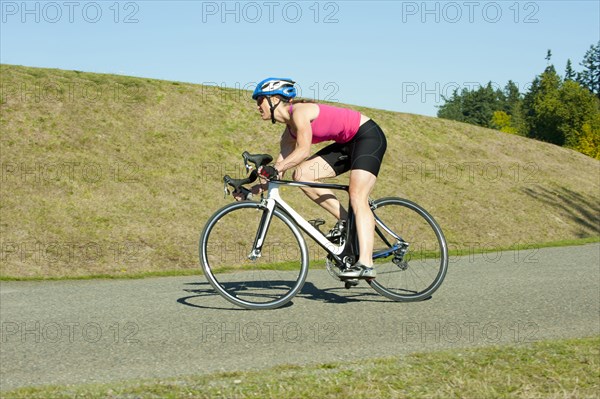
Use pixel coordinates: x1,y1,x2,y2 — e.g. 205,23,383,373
223,152,274,199
242,151,273,171
223,169,258,193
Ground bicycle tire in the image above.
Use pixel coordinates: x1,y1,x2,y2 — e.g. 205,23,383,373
368,197,448,301
199,201,309,310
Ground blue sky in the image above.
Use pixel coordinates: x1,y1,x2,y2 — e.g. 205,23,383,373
1,0,599,116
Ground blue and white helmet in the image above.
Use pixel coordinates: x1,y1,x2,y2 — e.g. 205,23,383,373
252,77,296,100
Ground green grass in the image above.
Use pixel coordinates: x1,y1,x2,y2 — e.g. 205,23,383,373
1,64,599,279
3,336,599,398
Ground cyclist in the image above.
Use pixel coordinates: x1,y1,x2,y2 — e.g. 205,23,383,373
248,77,387,279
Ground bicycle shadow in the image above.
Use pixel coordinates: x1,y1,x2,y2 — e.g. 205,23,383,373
177,278,390,310
298,281,390,304
177,280,250,311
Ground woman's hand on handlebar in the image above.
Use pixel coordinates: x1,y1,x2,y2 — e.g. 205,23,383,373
258,165,280,180
232,188,248,201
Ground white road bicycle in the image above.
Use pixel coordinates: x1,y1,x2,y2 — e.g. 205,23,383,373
199,152,448,309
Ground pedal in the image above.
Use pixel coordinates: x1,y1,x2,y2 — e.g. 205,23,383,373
344,279,359,289
339,274,375,281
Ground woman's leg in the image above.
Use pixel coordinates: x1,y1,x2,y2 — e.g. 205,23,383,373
292,156,348,220
339,120,387,278
348,169,377,267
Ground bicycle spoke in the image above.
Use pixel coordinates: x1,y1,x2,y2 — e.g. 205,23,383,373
200,202,308,309
368,198,448,301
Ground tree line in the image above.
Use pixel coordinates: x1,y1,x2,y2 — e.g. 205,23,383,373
437,42,600,159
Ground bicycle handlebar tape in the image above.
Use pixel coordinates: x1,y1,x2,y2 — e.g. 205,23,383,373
247,169,258,183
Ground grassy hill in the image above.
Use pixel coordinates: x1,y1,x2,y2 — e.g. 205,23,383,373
1,64,599,278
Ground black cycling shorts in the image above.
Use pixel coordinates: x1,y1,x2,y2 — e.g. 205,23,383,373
314,119,387,177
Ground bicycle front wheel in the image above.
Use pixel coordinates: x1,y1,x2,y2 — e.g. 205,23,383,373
369,197,448,301
200,201,309,310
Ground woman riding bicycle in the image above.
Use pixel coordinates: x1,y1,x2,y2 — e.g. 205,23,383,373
250,77,387,279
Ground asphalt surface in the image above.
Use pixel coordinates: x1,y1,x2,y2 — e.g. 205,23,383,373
1,244,599,391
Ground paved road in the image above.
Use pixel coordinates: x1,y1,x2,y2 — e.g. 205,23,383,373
1,244,599,391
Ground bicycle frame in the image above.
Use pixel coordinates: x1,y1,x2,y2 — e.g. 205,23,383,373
249,178,403,267
248,179,353,262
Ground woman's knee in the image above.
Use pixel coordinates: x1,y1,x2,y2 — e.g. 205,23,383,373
349,172,376,208
349,189,369,210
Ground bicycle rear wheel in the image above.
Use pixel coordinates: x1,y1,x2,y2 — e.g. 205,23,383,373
200,201,309,309
369,197,448,301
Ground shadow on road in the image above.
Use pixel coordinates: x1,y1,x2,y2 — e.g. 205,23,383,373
177,278,391,310
298,282,390,304
176,281,248,310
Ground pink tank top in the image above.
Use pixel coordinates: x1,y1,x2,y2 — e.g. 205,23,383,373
289,103,361,144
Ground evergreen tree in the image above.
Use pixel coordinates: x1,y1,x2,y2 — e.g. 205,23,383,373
437,82,507,129
523,61,600,152
565,59,576,81
437,46,599,158
504,80,525,134
504,80,521,106
545,49,552,64
577,41,600,98
437,88,466,122
462,83,498,127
